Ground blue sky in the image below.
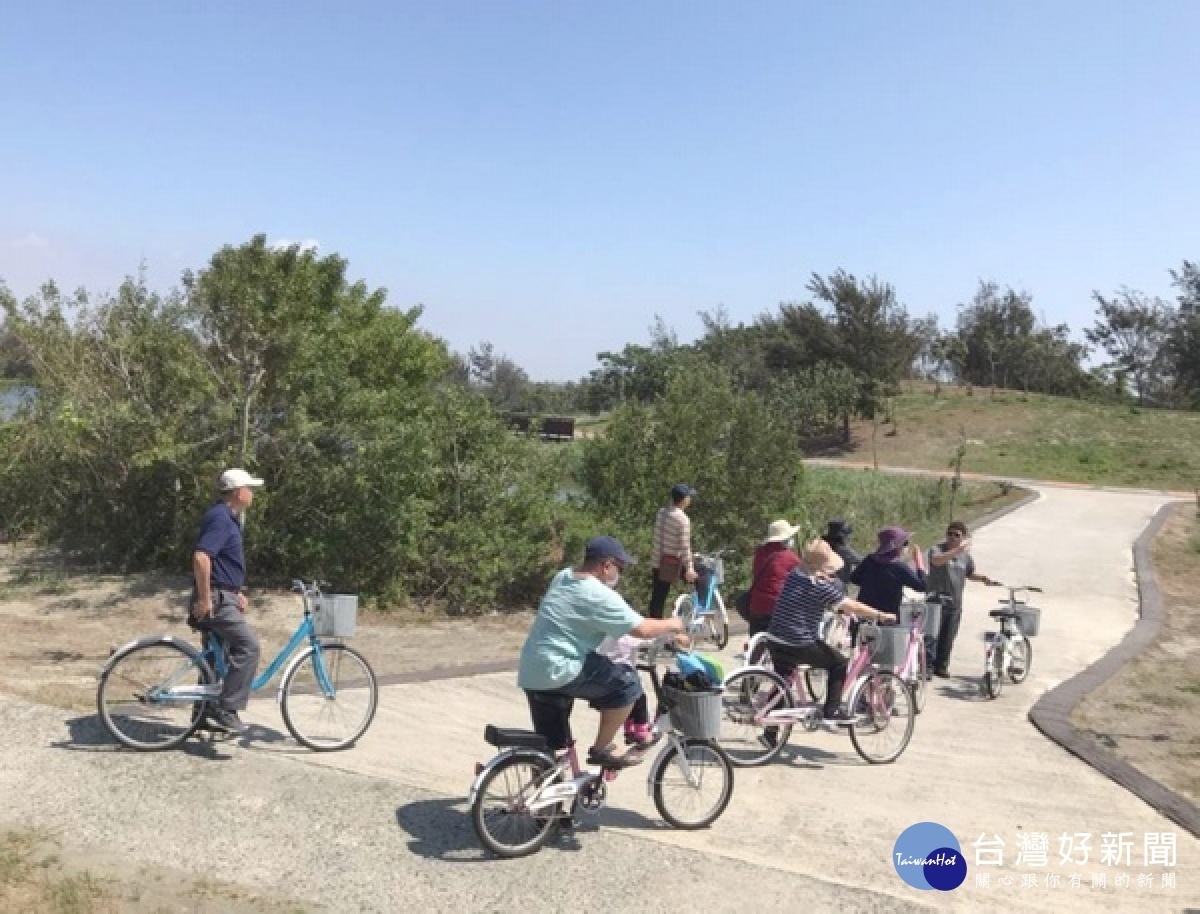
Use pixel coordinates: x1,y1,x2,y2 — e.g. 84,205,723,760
2,1,1197,379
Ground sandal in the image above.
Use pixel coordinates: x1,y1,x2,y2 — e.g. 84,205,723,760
587,744,645,770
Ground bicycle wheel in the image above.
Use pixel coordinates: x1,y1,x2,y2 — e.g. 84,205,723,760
1009,638,1032,684
471,753,559,858
848,670,915,764
97,638,214,750
280,642,379,751
652,738,735,829
708,592,730,650
982,644,1004,699
717,668,793,766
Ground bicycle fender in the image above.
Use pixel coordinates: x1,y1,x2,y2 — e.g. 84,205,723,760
99,635,203,675
467,748,555,807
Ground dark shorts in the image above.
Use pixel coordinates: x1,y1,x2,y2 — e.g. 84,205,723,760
525,652,644,750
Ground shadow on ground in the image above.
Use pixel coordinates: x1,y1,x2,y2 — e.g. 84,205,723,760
51,712,296,761
934,678,986,702
395,793,674,863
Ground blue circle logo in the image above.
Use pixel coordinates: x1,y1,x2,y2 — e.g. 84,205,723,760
893,822,967,891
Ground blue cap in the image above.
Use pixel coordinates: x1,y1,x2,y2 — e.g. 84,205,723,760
671,483,698,501
584,535,637,566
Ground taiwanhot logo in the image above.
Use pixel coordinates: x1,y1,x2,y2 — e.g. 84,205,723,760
893,822,967,891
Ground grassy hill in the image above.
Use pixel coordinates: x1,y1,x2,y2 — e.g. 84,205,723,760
827,383,1200,491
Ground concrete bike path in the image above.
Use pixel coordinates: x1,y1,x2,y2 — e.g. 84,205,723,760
248,486,1198,912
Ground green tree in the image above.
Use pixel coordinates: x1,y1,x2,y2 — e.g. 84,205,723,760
1167,261,1200,405
580,362,805,604
1,238,570,609
807,270,921,415
1086,288,1172,404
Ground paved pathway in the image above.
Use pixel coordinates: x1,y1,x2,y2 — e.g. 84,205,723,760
3,486,1198,912
250,486,1199,912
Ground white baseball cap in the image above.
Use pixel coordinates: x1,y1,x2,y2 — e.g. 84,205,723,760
218,468,265,491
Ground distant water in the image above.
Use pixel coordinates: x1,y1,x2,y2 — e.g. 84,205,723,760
0,385,33,419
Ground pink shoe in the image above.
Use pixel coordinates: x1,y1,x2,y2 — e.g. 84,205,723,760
624,723,660,749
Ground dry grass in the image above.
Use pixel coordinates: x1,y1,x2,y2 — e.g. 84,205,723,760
0,543,533,714
1072,503,1200,803
0,827,312,913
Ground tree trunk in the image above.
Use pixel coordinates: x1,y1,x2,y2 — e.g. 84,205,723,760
237,368,265,467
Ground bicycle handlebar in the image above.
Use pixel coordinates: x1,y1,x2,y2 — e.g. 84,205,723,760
291,579,328,597
987,581,1043,594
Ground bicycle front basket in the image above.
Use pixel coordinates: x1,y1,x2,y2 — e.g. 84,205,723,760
694,554,724,585
314,594,358,638
663,683,723,740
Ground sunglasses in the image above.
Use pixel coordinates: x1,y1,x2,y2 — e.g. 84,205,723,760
946,531,964,538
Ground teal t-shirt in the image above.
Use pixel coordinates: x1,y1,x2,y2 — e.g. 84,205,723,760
517,568,644,691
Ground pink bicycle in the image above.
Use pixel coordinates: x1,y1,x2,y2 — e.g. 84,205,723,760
719,621,916,766
892,598,951,714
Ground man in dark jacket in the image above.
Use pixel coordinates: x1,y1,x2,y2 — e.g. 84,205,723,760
849,526,927,616
822,519,860,587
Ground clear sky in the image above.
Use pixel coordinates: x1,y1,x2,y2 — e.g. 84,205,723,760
2,1,1197,379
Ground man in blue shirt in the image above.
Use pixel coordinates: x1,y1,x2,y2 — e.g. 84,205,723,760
190,468,264,735
518,536,686,769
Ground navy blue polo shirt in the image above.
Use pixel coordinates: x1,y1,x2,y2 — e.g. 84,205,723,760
195,502,246,590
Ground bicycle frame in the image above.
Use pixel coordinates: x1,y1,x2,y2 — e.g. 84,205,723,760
745,634,878,727
468,645,703,817
156,587,336,705
895,608,925,682
210,614,333,693
985,617,1022,676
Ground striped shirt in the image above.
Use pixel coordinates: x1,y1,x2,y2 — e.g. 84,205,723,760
767,570,847,645
652,505,692,568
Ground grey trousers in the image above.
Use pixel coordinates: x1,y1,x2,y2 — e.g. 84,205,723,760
195,591,261,711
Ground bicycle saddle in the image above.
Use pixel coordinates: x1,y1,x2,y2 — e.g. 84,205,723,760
989,609,1019,619
484,725,549,751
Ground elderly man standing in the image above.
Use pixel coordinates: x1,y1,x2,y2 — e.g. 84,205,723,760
189,468,265,735
647,483,699,619
928,520,995,678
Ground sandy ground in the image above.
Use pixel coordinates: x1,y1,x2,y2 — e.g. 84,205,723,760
0,551,532,713
1073,503,1200,803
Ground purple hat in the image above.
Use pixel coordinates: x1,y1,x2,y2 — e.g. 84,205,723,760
873,526,911,561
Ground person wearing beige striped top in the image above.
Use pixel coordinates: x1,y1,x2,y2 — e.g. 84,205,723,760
648,483,699,618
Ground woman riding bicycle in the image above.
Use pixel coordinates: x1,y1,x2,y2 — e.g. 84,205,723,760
767,540,896,730
516,536,686,769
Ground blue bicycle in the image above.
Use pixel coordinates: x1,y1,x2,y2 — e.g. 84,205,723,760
97,580,378,752
671,550,731,650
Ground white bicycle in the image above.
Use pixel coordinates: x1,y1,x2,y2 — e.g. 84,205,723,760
981,583,1040,699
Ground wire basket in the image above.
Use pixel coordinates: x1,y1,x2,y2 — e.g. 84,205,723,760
314,594,358,638
899,600,942,640
694,554,724,585
871,624,911,669
1014,606,1041,637
664,683,724,740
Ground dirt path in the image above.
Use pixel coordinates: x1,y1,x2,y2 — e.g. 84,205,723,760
0,550,533,713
